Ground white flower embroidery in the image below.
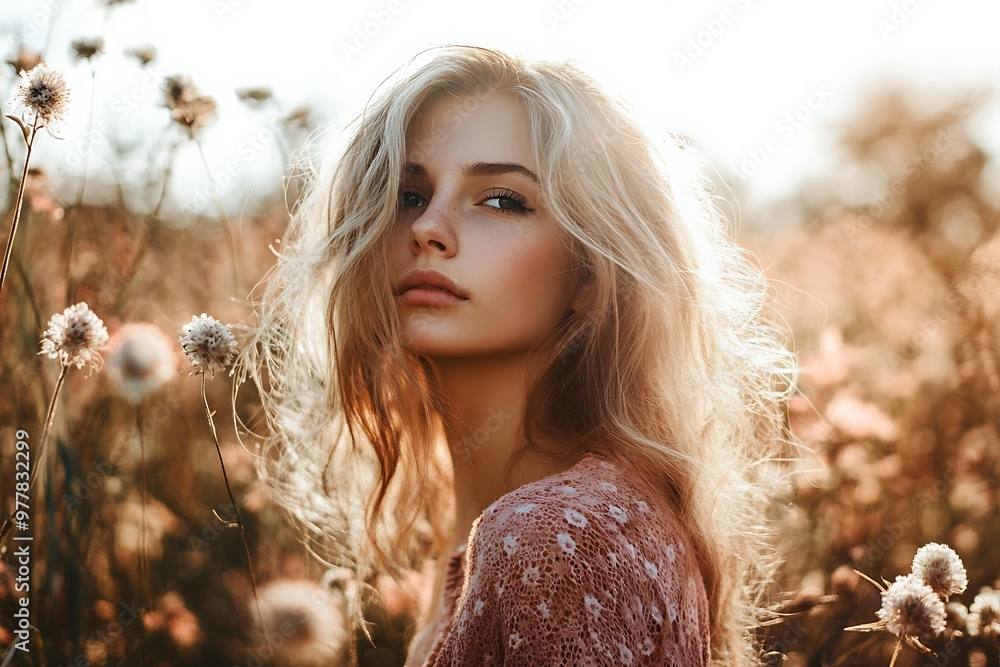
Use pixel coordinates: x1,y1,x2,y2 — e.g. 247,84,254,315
585,595,602,618
618,644,634,665
474,599,485,615
564,507,588,528
651,603,663,624
609,505,628,523
515,503,536,514
668,602,678,623
557,533,577,555
636,500,649,513
608,551,619,567
600,482,618,493
537,601,551,619
522,565,541,585
641,637,654,656
644,560,658,580
509,633,523,650
502,534,519,555
623,541,637,559
665,545,676,564
555,485,577,496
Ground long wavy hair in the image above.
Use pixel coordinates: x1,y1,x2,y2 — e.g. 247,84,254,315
234,45,797,665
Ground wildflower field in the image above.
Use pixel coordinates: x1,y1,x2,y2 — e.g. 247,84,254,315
0,20,998,667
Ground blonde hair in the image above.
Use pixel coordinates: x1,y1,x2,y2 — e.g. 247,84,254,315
234,45,797,664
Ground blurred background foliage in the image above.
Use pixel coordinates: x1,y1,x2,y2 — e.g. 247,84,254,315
0,18,998,667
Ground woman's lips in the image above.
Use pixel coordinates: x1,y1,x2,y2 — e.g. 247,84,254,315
398,287,467,306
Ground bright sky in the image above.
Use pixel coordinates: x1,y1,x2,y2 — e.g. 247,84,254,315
1,0,998,219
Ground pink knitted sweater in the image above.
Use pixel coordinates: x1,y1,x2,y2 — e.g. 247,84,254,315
409,452,711,666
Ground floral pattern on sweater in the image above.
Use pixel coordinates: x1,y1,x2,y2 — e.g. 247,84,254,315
415,452,711,666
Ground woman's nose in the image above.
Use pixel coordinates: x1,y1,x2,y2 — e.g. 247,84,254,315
408,193,458,255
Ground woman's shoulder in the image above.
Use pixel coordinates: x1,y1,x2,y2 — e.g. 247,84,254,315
451,451,711,666
468,451,697,581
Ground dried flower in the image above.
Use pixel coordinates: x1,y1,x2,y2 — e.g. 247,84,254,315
125,45,156,66
967,588,1000,639
257,580,350,667
162,75,216,132
944,601,968,639
39,302,109,375
877,574,946,640
8,63,71,131
106,323,179,404
911,543,968,599
236,86,273,105
6,46,42,76
285,105,311,129
178,314,237,377
71,37,105,62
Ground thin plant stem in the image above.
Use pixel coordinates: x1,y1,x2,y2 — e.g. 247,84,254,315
200,374,273,666
0,110,15,190
0,363,67,556
113,137,180,316
193,136,241,295
65,66,98,306
0,116,40,307
30,364,67,492
888,635,902,667
137,404,150,665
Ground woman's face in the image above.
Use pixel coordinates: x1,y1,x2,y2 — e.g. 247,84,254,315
388,91,585,359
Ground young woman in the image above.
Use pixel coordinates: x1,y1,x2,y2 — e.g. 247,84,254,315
236,45,796,665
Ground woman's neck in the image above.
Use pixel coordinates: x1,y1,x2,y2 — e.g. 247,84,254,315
429,351,568,551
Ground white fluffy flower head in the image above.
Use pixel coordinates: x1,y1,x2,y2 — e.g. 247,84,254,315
911,542,968,599
178,314,237,378
257,579,350,665
877,574,946,640
38,302,109,375
967,588,1000,638
106,323,179,404
8,63,71,131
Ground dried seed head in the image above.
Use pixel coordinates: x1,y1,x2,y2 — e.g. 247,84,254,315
162,75,216,132
6,46,42,77
8,63,71,131
71,37,105,62
912,542,968,599
257,579,350,665
125,45,156,66
178,314,237,378
236,86,273,105
967,588,1000,639
106,323,179,404
877,574,946,640
38,302,109,375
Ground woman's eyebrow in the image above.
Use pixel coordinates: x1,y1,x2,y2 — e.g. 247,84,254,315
402,161,539,183
463,161,539,183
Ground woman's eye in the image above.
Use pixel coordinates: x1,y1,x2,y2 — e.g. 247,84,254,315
399,191,427,208
483,190,534,215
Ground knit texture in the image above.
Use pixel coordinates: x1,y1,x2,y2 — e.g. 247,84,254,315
411,452,711,666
